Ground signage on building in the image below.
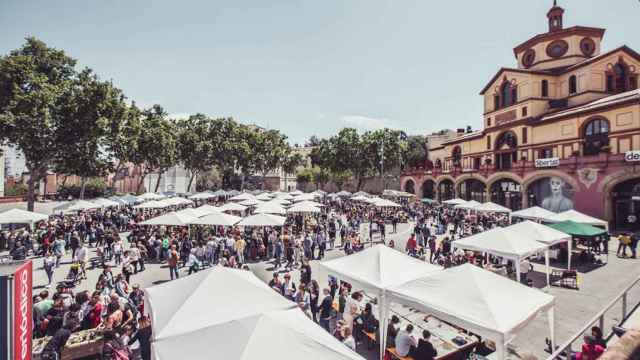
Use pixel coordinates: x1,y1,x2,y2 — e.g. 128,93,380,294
495,110,517,125
535,157,560,168
14,261,33,360
625,150,640,162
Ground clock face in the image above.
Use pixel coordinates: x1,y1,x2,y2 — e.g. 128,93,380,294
522,49,536,68
546,40,569,58
580,37,596,57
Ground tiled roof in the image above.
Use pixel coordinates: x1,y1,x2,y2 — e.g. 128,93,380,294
543,89,640,121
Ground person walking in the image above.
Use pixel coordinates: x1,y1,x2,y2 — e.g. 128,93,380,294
168,245,180,280
319,288,333,332
43,251,57,287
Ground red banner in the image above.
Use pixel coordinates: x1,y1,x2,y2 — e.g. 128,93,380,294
14,261,32,360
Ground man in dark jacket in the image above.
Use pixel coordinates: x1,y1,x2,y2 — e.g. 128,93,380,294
413,330,437,360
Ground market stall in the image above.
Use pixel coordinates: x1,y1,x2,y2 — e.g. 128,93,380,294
387,264,556,360
510,206,556,223
319,245,442,360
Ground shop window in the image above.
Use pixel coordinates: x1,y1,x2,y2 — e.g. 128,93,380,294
542,80,549,97
583,117,610,156
522,127,528,144
569,75,577,94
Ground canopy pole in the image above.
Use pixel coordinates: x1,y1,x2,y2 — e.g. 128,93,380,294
548,307,556,353
515,257,521,284
378,292,390,360
545,249,550,288
568,238,572,270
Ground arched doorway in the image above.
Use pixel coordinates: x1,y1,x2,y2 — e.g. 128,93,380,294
490,178,522,210
459,179,486,203
526,176,575,213
422,180,436,200
612,178,640,231
438,179,455,201
404,179,415,194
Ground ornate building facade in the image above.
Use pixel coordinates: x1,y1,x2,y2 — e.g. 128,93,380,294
400,3,640,231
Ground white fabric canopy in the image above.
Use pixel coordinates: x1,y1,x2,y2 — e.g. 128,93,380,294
175,208,201,219
287,202,320,213
229,192,256,202
291,193,317,202
255,193,274,201
254,202,286,215
350,195,370,202
133,200,165,209
139,192,165,201
545,209,608,228
189,192,215,200
289,190,303,196
218,202,247,212
387,264,555,360
475,201,512,213
53,200,99,213
139,211,196,226
0,209,48,225
193,205,221,217
152,308,364,360
118,194,142,204
336,191,352,197
453,226,553,286
442,198,466,205
189,212,241,226
454,200,480,210
92,198,121,208
162,197,193,206
505,220,573,271
146,267,295,342
296,200,324,207
372,198,402,208
238,213,287,227
510,206,556,222
320,245,442,360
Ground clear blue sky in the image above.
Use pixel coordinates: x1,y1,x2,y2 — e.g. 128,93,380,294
1,0,638,145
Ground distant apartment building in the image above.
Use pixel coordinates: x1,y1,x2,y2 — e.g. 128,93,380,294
144,165,195,194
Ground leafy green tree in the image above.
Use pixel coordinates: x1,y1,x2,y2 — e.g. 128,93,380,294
176,114,215,192
296,167,314,188
0,38,77,210
54,69,126,198
282,152,304,191
311,166,330,190
253,129,289,189
108,102,142,190
402,135,428,169
132,105,176,193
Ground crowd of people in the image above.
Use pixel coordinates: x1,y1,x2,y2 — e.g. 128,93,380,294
0,190,619,360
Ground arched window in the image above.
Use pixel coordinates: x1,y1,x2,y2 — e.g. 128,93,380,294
500,81,512,108
452,146,462,168
583,117,610,156
541,80,549,97
569,75,577,94
495,131,518,170
607,60,638,94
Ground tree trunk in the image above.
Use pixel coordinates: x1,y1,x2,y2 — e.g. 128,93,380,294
187,171,196,193
60,175,69,188
284,176,288,192
154,170,164,193
111,162,124,189
357,177,364,191
26,172,36,211
240,174,246,191
79,177,87,200
136,174,147,194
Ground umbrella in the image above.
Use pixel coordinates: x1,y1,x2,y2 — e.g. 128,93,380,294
218,202,247,212
336,191,352,197
53,200,99,213
372,198,402,208
548,220,607,237
0,209,49,225
421,198,438,204
139,211,196,226
189,192,215,200
238,213,287,227
189,212,241,226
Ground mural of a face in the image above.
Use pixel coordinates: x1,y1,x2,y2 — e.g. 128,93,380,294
549,176,564,196
530,176,575,213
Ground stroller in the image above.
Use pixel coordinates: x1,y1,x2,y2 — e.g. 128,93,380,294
61,262,82,288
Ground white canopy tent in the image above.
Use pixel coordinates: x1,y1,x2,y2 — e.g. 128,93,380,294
442,198,466,206
289,190,303,196
387,264,555,360
454,200,481,210
218,202,248,213
353,191,370,197
510,206,556,222
292,193,317,202
336,191,352,197
152,308,364,360
118,194,142,205
475,201,512,213
238,213,287,227
296,200,324,207
133,200,166,209
545,209,608,229
319,245,442,360
92,198,121,208
453,226,552,285
138,192,165,201
287,202,321,214
255,192,274,201
372,198,402,208
53,200,99,213
229,192,257,202
139,211,196,226
162,197,193,206
505,220,573,271
0,209,49,225
239,199,261,206
192,205,221,217
254,202,286,215
189,212,241,226
350,195,370,202
175,208,201,219
189,192,215,200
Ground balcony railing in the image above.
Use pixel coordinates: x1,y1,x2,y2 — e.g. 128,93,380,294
547,273,640,359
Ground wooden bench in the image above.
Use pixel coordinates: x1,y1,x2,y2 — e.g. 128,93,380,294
362,330,376,349
387,347,413,360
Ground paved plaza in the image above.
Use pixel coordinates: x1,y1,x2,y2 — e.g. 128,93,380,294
6,206,639,360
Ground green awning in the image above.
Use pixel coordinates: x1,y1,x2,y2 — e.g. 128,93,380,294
421,198,438,204
548,220,607,237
